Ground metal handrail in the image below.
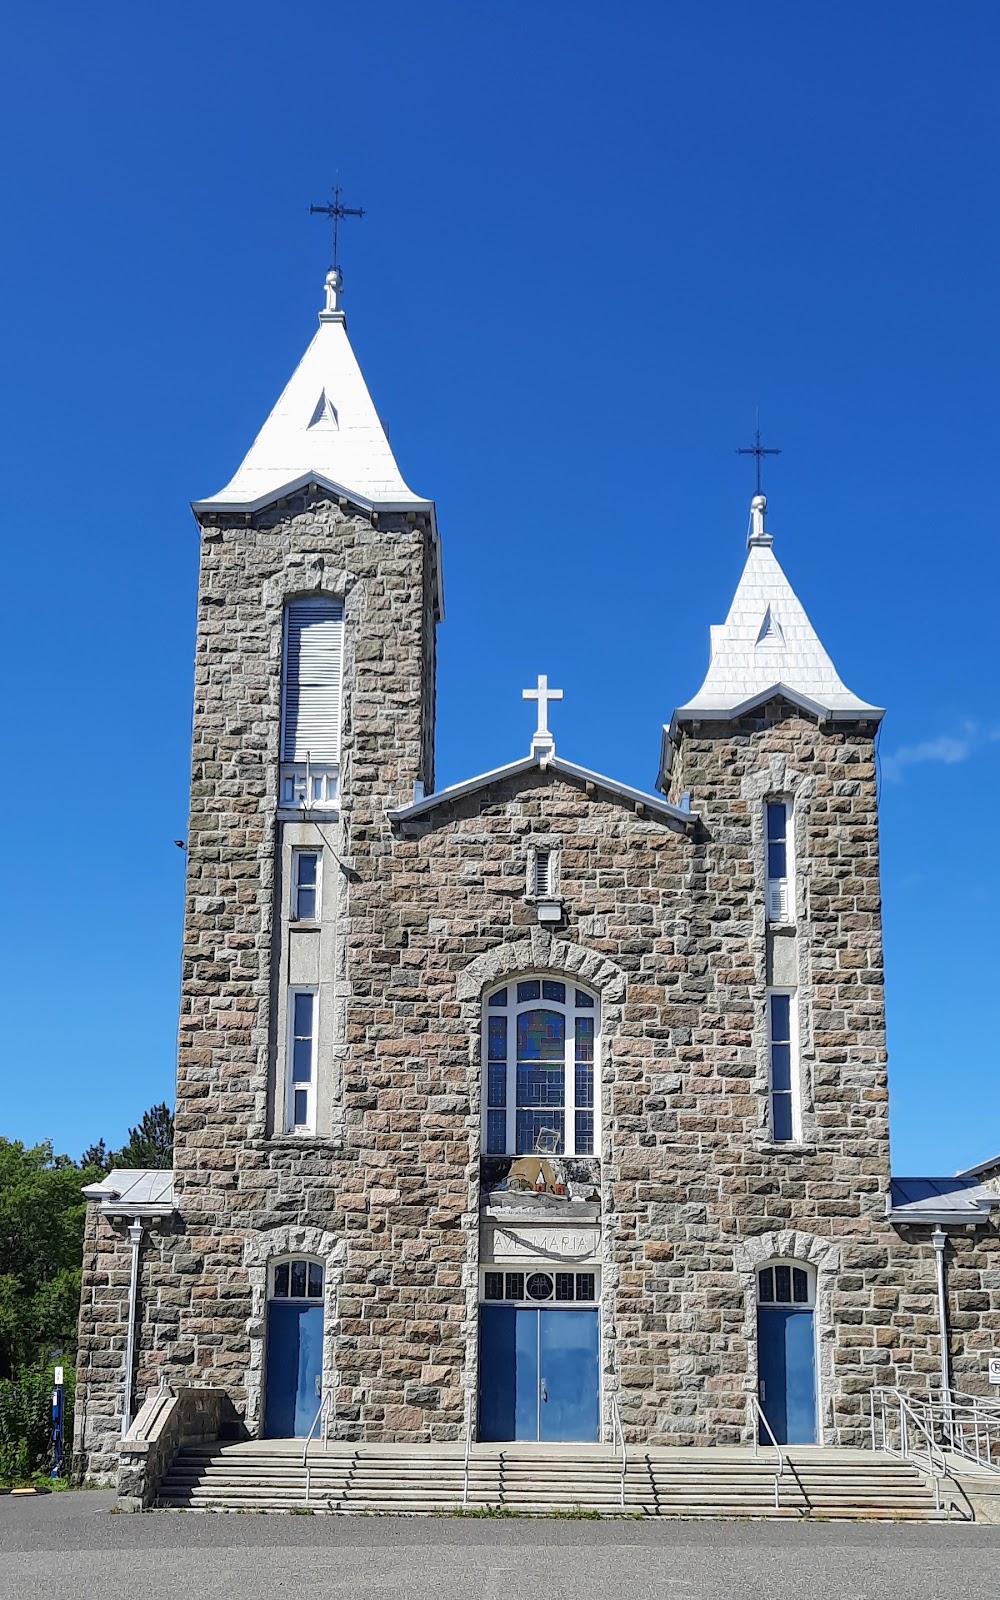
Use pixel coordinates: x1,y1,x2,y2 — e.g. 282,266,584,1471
749,1394,785,1510
609,1394,628,1510
302,1390,333,1506
936,1393,1000,1472
462,1391,473,1509
870,1388,948,1511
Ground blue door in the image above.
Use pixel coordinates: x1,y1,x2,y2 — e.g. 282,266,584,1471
264,1302,324,1437
479,1307,600,1442
758,1306,816,1445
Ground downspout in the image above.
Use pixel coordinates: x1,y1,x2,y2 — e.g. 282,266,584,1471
121,1219,145,1437
931,1227,951,1414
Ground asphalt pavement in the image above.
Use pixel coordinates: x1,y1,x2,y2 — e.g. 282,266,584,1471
2,1491,999,1600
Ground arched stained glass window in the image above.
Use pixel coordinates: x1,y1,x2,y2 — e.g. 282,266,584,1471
483,979,598,1157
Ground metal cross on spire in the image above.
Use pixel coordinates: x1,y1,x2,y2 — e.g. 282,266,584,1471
309,185,365,272
736,413,781,497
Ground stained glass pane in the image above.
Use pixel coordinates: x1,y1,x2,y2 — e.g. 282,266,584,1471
293,1089,308,1125
772,1092,793,1142
542,980,566,1003
575,989,595,1007
575,1110,594,1154
526,1273,553,1301
774,1264,792,1303
488,988,507,1008
516,1110,564,1155
486,1110,506,1153
484,1272,504,1301
290,1260,308,1298
555,1273,575,1301
769,994,791,1042
307,1262,324,1299
770,1044,791,1092
575,1016,594,1063
488,1016,507,1063
575,1065,594,1110
758,1268,774,1302
516,980,541,1003
487,1063,506,1108
518,1009,565,1062
793,1268,809,1304
505,1273,524,1300
273,1263,289,1298
516,1067,564,1107
576,1273,596,1301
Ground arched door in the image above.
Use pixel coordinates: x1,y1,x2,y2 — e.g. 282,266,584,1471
756,1262,817,1445
264,1258,324,1438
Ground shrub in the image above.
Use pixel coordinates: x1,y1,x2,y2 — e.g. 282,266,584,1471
0,1366,74,1485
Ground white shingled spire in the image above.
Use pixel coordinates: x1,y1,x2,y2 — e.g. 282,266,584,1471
672,494,883,725
193,272,430,516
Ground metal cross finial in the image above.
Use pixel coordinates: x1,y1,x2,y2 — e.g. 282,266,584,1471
523,674,563,760
309,185,365,271
736,412,781,497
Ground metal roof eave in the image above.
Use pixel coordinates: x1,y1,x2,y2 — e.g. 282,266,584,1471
191,474,444,623
388,754,697,829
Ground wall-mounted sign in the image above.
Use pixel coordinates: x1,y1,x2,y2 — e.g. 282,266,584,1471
988,1356,1000,1385
481,1219,601,1265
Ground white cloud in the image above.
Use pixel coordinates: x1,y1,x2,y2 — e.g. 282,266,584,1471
881,721,993,782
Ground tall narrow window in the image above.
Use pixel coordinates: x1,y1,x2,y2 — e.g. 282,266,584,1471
766,800,791,923
281,599,344,809
287,989,317,1133
483,981,598,1156
768,990,796,1142
291,849,321,921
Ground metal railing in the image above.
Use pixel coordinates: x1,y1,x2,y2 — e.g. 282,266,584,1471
462,1391,473,1509
938,1392,1000,1474
750,1394,786,1510
870,1388,948,1512
302,1390,334,1506
609,1394,628,1510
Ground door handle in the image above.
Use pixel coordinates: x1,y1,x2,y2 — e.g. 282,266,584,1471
315,1375,322,1397
541,1381,548,1403
759,1380,766,1402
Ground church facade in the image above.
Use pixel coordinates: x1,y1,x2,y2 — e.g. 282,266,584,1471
74,268,1000,1483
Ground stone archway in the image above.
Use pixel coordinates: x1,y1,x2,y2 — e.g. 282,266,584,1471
734,1229,840,1445
243,1224,345,1438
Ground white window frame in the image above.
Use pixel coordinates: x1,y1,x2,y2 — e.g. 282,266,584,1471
291,847,322,923
268,1256,325,1301
765,798,793,924
286,986,318,1135
767,987,799,1143
482,978,600,1158
756,1258,815,1307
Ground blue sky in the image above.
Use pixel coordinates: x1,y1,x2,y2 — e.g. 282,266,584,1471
1,2,997,1172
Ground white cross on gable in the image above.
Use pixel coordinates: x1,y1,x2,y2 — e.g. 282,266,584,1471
523,674,563,759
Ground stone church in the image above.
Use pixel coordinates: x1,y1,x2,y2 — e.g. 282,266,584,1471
74,265,1000,1487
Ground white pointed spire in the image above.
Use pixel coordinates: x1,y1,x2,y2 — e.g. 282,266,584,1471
673,496,883,724
193,273,430,516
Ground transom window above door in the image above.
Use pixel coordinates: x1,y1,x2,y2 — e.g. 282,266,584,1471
758,1263,814,1306
484,979,598,1157
270,1259,324,1301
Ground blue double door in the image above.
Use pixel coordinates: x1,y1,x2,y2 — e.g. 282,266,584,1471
264,1302,324,1437
758,1306,817,1445
479,1307,600,1442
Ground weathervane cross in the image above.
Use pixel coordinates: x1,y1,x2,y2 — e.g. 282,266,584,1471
736,412,781,497
310,184,365,272
523,674,563,760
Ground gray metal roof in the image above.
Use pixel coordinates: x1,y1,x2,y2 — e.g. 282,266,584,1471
81,1168,177,1217
388,754,696,830
887,1176,1000,1227
957,1153,1000,1181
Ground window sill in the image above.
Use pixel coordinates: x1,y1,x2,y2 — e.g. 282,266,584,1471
289,920,320,931
754,1139,816,1155
254,1134,344,1153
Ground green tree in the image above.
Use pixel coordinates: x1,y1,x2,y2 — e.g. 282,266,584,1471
0,1141,103,1379
108,1103,173,1170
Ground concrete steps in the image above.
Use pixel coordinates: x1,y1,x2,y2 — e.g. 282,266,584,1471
156,1440,952,1519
